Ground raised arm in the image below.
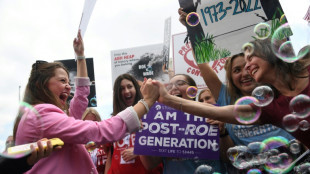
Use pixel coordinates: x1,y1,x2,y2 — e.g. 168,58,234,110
154,80,257,124
73,30,88,78
70,30,90,119
178,8,222,99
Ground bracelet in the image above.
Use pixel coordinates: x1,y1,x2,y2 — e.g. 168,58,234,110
76,56,85,60
220,128,229,138
138,99,149,112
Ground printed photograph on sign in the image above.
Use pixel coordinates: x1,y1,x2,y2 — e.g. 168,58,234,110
111,44,170,85
57,58,96,107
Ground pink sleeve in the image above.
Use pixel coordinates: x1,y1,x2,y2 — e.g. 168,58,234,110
36,104,140,144
69,77,90,119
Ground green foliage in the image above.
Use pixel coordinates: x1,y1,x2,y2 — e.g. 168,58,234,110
252,7,292,40
194,34,231,64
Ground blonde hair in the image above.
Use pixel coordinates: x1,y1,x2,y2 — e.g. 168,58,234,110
224,53,245,104
198,88,213,101
82,108,101,121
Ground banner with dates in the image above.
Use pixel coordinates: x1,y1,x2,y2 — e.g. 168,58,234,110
111,44,170,85
134,103,219,160
177,0,283,65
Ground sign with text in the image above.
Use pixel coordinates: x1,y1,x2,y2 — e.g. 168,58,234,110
172,32,228,89
111,44,170,85
134,103,219,160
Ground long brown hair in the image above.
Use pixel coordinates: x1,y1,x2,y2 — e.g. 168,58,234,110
112,74,143,115
245,39,310,91
13,61,69,140
224,53,245,104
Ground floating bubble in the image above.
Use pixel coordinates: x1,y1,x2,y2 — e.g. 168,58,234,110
255,152,268,165
254,23,271,40
248,142,266,154
186,86,198,99
279,14,286,23
242,42,255,56
299,120,310,131
289,140,301,154
227,145,248,162
289,94,310,119
278,153,292,168
186,12,200,27
194,164,213,174
251,86,274,107
233,96,261,124
278,41,296,59
282,114,299,132
271,23,310,63
261,136,289,152
90,96,97,107
233,151,253,169
1,102,44,159
268,155,281,164
261,136,293,173
247,168,262,174
86,141,96,152
294,162,310,173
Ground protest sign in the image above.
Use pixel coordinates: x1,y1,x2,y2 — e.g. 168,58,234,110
177,0,284,64
57,58,96,107
78,0,97,38
278,0,310,55
162,17,171,71
134,102,219,160
172,32,228,89
111,44,170,85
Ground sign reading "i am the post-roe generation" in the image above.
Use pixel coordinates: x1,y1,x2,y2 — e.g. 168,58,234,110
134,102,219,160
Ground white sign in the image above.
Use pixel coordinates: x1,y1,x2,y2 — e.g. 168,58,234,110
78,0,97,38
111,44,170,85
172,32,227,89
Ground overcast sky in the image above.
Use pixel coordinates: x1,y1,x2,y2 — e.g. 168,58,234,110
0,0,186,148
0,0,308,150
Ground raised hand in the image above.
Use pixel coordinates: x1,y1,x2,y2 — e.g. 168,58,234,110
178,8,187,26
140,78,159,107
73,30,84,57
151,80,169,104
206,119,225,134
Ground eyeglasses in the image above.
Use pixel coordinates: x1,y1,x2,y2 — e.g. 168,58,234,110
166,80,189,91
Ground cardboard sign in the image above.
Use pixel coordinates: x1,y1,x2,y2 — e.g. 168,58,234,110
111,44,170,84
57,58,97,107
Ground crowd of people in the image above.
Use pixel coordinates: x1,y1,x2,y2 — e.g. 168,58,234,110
1,6,310,174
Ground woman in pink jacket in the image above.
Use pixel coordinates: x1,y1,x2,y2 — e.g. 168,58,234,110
13,31,159,174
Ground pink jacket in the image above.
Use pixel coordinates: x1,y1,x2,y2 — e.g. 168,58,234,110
16,78,140,174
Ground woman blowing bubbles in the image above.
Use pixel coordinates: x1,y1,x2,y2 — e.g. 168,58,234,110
147,38,310,148
13,31,159,174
